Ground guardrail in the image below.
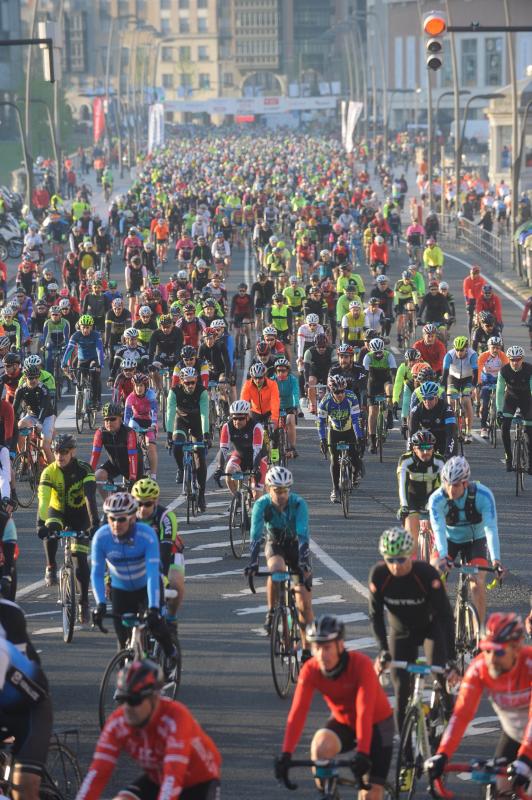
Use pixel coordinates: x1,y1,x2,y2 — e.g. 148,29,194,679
437,213,503,272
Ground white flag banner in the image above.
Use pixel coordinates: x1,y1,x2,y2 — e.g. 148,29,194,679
341,101,347,150
148,103,165,153
345,101,363,153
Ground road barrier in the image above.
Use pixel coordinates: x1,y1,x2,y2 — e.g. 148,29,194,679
437,213,503,272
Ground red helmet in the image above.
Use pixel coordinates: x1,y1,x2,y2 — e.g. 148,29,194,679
114,659,162,703
132,372,149,387
480,612,524,651
256,341,270,356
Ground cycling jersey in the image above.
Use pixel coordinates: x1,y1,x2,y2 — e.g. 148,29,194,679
17,369,55,396
304,345,335,383
413,338,446,374
429,481,500,561
250,492,309,566
38,459,97,529
91,425,141,481
148,328,184,363
318,390,362,438
328,363,367,403
176,317,206,348
397,451,445,511
478,350,508,385
124,389,157,427
104,308,132,348
91,521,160,607
394,280,416,304
220,419,264,468
41,318,70,347
496,363,532,414
167,384,209,436
272,373,300,410
241,377,280,422
198,341,231,378
135,318,157,346
442,348,478,381
423,245,444,268
62,330,105,369
77,697,221,800
0,636,47,711
282,286,306,311
111,344,148,380
13,383,54,422
438,645,532,762
297,323,324,360
341,310,365,341
408,398,456,458
230,292,253,319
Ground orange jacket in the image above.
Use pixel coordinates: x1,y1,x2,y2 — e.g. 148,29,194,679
463,274,486,302
241,377,280,425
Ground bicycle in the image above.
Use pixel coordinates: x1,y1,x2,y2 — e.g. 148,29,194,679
0,729,82,800
392,659,449,799
12,426,46,508
248,570,300,699
276,410,289,467
511,408,528,497
232,320,250,371
417,518,436,562
49,344,66,405
375,394,388,463
449,391,467,455
227,470,254,559
336,442,353,519
71,366,97,433
182,439,206,523
398,306,416,349
154,364,171,432
208,380,229,439
281,757,396,799
95,610,181,730
429,757,528,799
486,386,498,448
129,420,154,476
51,529,89,644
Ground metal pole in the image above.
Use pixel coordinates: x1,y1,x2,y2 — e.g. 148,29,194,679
516,99,532,200
0,102,32,208
440,144,446,222
427,71,434,210
24,0,39,151
503,0,518,267
53,0,65,182
370,62,377,152
353,21,368,143
104,16,116,146
26,98,59,185
116,37,125,178
445,0,461,211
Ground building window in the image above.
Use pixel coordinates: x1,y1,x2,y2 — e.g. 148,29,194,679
179,46,191,61
178,0,189,7
161,46,173,62
439,40,452,88
180,73,192,88
199,73,210,89
461,39,477,87
197,0,208,7
161,18,170,34
197,17,208,33
160,0,171,9
198,45,208,61
485,37,502,86
223,72,233,87
179,18,190,33
162,73,174,88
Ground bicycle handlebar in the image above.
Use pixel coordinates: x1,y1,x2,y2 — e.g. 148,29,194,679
429,760,528,799
92,610,148,635
247,570,299,594
283,758,372,793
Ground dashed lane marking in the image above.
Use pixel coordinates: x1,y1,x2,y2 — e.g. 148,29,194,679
310,538,370,600
234,594,346,616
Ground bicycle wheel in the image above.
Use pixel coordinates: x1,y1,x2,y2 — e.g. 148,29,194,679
98,649,133,729
395,705,423,799
488,398,497,448
377,409,385,463
278,426,287,467
340,460,350,518
75,389,84,434
238,333,246,371
417,528,432,562
520,439,528,493
161,388,167,432
12,452,37,508
455,599,480,675
59,564,76,644
427,688,449,753
228,492,244,559
43,741,82,800
240,490,251,559
151,639,182,700
270,605,292,699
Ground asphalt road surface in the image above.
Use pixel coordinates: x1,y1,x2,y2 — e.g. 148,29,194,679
12,178,531,799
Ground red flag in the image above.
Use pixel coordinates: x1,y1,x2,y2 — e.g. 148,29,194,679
93,97,105,144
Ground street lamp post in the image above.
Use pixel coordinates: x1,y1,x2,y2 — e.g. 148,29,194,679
457,93,504,208
0,102,32,207
26,98,59,186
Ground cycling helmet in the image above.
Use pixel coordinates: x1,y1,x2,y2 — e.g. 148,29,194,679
121,357,138,370
124,327,139,338
256,341,270,356
249,362,267,379
50,305,61,315
114,659,162,703
159,314,173,327
368,337,384,352
348,300,361,310
265,466,293,488
59,299,71,309
112,297,124,307
132,478,160,501
196,259,207,269
401,270,410,280
229,400,251,416
417,366,436,383
177,270,188,281
103,492,138,516
438,281,449,290
179,367,197,381
405,348,421,362
320,249,331,259
306,615,345,644
139,305,152,317
210,319,226,330
423,323,437,335
102,402,123,418
480,612,525,650
419,380,439,399
23,365,40,378
24,355,42,368
314,333,328,347
273,293,284,302
481,284,492,295
506,345,524,359
3,352,20,366
274,357,290,370
52,433,77,451
263,326,277,337
47,283,58,292
238,282,248,290
180,346,196,360
144,241,154,250
426,237,436,245
132,372,149,387
479,311,494,325
487,336,503,347
328,374,347,392
453,336,468,351
203,327,216,338
203,298,216,309
411,361,431,378
411,429,436,447
337,343,354,355
379,527,415,558
79,314,94,326
305,313,319,326
369,296,380,305
376,274,388,284
441,455,470,485
375,235,384,245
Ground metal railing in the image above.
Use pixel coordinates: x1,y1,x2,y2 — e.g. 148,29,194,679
516,242,532,287
437,213,504,272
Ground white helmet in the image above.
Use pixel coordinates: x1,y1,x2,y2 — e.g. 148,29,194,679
265,465,293,488
368,337,385,352
59,298,70,309
506,345,524,359
306,313,319,325
211,318,226,329
121,357,138,369
177,270,188,280
376,275,388,284
438,281,449,290
349,300,361,310
24,354,42,368
441,456,470,485
230,400,251,416
263,326,277,337
179,366,197,380
102,492,138,516
124,327,139,338
139,305,152,316
375,235,384,245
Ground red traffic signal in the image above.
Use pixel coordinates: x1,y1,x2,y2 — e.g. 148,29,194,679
423,11,447,37
423,11,446,71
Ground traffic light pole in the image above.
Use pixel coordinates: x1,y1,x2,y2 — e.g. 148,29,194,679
447,25,532,32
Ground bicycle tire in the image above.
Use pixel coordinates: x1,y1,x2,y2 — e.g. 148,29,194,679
75,389,84,434
417,528,433,562
427,688,448,753
60,564,76,644
340,460,350,518
520,439,528,493
455,599,480,675
488,396,497,448
278,426,287,467
513,437,521,496
228,492,244,559
377,409,385,463
12,452,37,508
395,705,422,800
43,741,82,800
270,605,292,699
288,597,300,684
161,388,167,432
151,639,182,700
98,648,133,729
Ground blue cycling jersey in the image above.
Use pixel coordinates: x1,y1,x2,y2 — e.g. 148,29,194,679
249,492,310,565
273,373,300,410
0,637,43,710
90,521,161,608
318,390,362,438
428,481,500,561
62,330,105,369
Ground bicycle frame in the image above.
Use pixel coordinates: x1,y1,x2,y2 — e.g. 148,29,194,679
429,758,528,800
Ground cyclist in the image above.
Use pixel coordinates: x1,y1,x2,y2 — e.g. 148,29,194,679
77,660,221,800
269,292,293,362
397,429,445,551
369,233,389,277
340,299,365,347
371,275,395,338
328,342,367,408
124,373,158,480
132,478,184,627
135,304,157,347
230,282,253,351
478,336,507,438
363,337,397,453
413,323,446,376
14,364,55,464
303,332,337,415
476,283,503,328
428,455,503,626
241,363,281,458
216,399,268,497
245,466,314,660
392,348,421,434
152,216,169,263
408,380,456,459
496,345,532,474
275,615,394,800
91,493,175,658
416,280,452,328
172,345,210,389
41,305,70,373
428,612,531,798
62,313,104,409
463,264,487,335
319,374,364,503
81,279,109,332
37,433,98,623
91,401,143,499
251,272,275,334
112,357,137,406
471,311,502,354
166,366,209,512
104,296,132,361
19,354,56,399
442,335,479,444
393,271,418,348
110,327,149,383
148,314,184,394
272,357,300,457
176,302,207,348
370,527,455,787
422,237,444,279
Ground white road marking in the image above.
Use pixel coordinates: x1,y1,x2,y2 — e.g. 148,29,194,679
186,556,223,565
443,250,525,311
310,538,370,600
32,626,64,635
179,525,228,536
345,637,375,650
464,716,500,737
191,540,233,551
26,610,62,618
17,578,45,598
187,569,242,580
222,577,324,599
338,612,369,623
234,594,346,616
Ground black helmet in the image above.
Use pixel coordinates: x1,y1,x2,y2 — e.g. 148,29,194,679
314,332,328,347
364,328,377,342
23,364,40,378
417,366,436,383
102,402,123,419
273,292,284,302
306,615,345,644
114,659,162,703
411,429,436,447
180,345,196,360
3,352,21,366
52,433,77,451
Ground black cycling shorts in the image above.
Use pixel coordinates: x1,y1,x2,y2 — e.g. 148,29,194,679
101,459,143,481
123,774,220,800
324,715,394,785
264,539,301,580
447,537,488,565
0,693,53,776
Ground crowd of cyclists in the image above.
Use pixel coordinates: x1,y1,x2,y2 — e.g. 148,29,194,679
0,126,530,800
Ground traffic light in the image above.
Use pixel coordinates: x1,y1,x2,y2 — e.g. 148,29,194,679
423,11,447,71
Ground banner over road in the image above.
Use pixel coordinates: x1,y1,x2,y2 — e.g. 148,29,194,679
164,95,338,115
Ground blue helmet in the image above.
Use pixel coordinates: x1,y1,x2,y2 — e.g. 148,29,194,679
419,381,439,400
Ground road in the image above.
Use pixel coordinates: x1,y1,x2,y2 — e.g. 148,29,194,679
12,174,531,798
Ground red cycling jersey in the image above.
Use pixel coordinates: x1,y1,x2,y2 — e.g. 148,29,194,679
438,646,532,762
282,651,393,755
176,318,206,348
77,697,221,800
413,337,447,374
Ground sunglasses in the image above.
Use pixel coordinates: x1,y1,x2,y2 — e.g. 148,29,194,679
416,445,434,451
108,515,129,523
232,416,247,421
332,389,345,395
486,646,507,657
183,381,196,386
104,417,119,422
385,556,408,564
137,500,155,507
116,694,145,707
271,487,289,494
509,357,523,362
276,368,289,373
